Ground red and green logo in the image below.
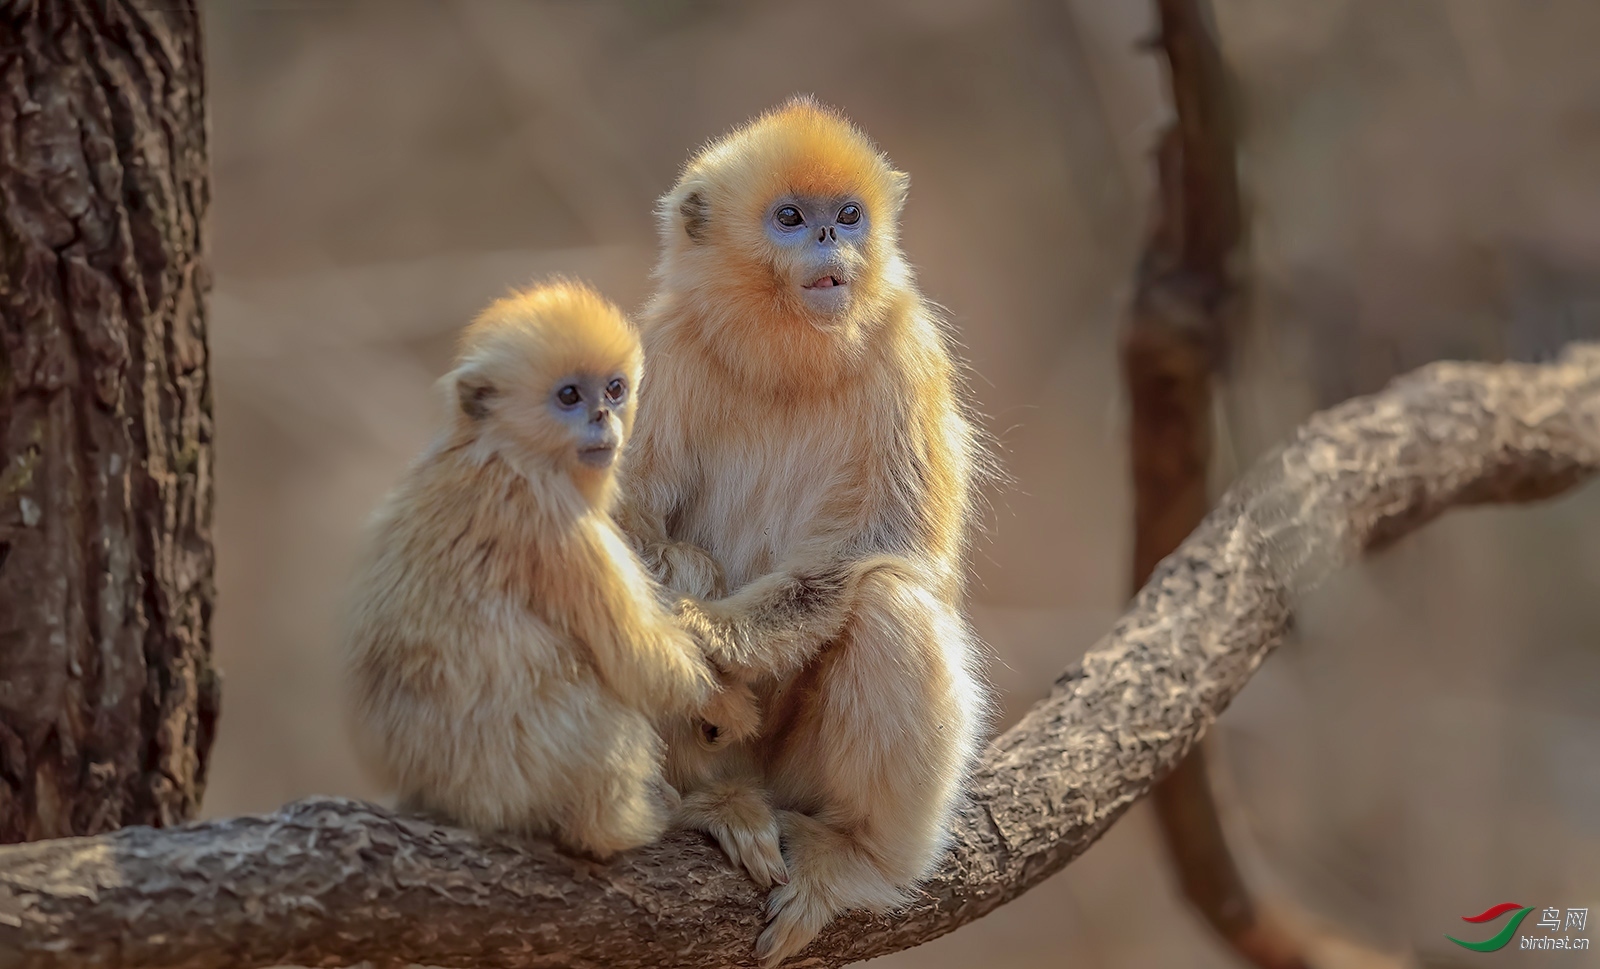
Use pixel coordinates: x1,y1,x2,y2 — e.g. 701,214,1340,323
1446,903,1536,952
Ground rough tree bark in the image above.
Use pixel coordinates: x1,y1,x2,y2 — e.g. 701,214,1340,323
0,1,216,842
0,346,1595,969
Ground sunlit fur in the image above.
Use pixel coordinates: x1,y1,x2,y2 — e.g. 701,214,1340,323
343,280,757,859
620,99,993,964
454,282,644,511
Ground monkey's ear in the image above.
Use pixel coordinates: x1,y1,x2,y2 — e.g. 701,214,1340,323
888,170,911,217
454,369,498,420
678,186,710,243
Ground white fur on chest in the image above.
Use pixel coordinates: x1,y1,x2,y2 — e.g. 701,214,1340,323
677,406,858,588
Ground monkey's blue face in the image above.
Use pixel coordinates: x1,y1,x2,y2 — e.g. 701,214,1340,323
765,195,869,318
550,372,630,469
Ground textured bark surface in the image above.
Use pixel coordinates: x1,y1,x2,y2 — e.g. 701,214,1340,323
1,347,1596,968
0,1,216,842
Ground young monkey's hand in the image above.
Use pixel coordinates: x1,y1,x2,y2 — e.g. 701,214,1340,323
696,671,761,748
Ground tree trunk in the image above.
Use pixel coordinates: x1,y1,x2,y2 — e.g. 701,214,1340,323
0,0,215,843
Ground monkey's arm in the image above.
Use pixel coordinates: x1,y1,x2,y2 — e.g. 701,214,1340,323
565,523,722,716
676,551,911,681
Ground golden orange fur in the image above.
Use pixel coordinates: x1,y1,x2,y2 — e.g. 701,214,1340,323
649,99,914,396
619,99,993,964
342,280,757,858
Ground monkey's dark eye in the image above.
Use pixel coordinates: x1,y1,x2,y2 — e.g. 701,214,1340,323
605,378,627,403
774,205,804,228
556,385,582,408
837,203,861,226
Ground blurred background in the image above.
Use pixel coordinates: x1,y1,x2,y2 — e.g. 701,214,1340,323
199,1,1600,966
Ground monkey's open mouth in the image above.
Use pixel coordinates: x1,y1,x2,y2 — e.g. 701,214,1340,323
804,275,846,289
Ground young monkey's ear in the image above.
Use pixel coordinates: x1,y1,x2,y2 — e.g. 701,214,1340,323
454,368,498,420
677,181,710,243
888,170,911,218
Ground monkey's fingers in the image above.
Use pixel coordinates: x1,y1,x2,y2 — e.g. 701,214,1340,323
660,541,728,599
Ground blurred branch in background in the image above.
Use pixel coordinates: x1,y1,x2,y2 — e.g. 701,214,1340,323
1121,1,1290,964
1123,2,1410,967
2,347,1597,968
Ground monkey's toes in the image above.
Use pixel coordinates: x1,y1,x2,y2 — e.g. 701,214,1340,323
755,880,830,967
711,819,788,889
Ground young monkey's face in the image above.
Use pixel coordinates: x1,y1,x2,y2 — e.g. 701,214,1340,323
763,194,869,320
548,370,630,472
452,282,643,506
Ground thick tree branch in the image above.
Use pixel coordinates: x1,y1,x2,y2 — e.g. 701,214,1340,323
1,346,1597,968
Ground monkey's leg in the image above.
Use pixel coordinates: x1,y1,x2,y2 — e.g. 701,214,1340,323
756,574,986,966
558,708,679,860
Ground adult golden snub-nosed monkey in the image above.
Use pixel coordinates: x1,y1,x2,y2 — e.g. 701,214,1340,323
619,99,994,965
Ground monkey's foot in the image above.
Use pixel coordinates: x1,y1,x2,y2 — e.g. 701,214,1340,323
714,813,787,891
756,811,907,966
677,785,787,889
756,878,835,967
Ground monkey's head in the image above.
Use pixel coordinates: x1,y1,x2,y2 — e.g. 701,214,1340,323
448,281,643,508
656,96,912,388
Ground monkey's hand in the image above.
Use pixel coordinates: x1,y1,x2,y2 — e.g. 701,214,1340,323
674,594,732,661
648,540,727,599
695,675,762,748
673,555,908,681
674,601,760,744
